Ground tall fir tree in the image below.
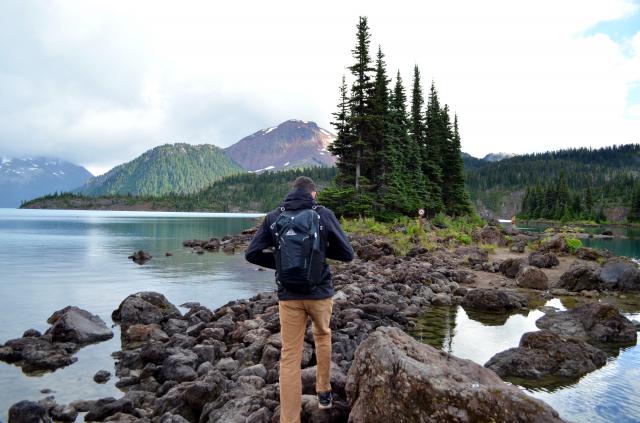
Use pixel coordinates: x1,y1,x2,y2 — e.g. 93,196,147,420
423,80,445,215
347,16,375,192
442,114,472,216
328,75,354,185
391,71,426,213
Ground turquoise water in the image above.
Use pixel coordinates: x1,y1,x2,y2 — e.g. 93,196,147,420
0,209,275,418
517,222,640,260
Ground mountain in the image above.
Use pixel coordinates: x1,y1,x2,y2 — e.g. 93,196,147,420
78,143,243,196
0,157,92,208
225,119,335,173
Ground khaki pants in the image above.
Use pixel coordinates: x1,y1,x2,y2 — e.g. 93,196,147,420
278,298,333,423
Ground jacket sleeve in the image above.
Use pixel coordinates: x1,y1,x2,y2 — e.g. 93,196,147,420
324,210,355,262
245,216,276,269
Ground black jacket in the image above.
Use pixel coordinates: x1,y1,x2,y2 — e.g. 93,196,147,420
245,189,354,300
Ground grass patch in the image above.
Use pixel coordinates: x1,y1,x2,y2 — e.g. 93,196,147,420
565,237,583,253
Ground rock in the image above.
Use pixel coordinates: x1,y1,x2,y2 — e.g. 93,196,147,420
165,252,173,256
498,257,527,278
575,247,612,261
431,293,452,306
485,330,607,380
602,230,614,236
300,362,347,398
516,266,550,290
128,250,152,264
22,329,41,337
455,246,488,265
84,397,134,421
45,306,113,345
112,292,181,330
346,327,566,423
510,240,527,253
125,323,170,347
557,262,603,291
528,252,559,268
161,351,198,383
0,336,77,372
94,369,111,383
599,258,640,291
461,288,528,312
8,400,51,423
472,225,507,247
50,403,78,422
538,234,569,254
536,303,637,345
300,394,350,422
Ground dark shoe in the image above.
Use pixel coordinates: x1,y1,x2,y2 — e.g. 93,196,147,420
317,391,332,409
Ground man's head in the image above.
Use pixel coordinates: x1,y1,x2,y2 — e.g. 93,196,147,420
293,176,317,199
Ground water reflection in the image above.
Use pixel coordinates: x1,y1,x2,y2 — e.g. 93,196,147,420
411,299,640,423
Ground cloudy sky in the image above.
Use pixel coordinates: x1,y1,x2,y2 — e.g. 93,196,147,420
0,0,638,175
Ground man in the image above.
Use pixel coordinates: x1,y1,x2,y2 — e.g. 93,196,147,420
245,176,354,423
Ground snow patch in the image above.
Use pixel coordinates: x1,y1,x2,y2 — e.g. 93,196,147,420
320,129,332,136
249,165,276,173
264,127,276,134
1,157,11,164
283,162,290,166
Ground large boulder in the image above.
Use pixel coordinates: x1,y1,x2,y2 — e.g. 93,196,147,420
45,306,113,345
538,234,569,254
0,336,77,372
8,400,51,423
499,257,527,278
516,266,550,290
528,252,559,269
346,327,566,423
485,330,607,380
536,303,637,345
556,262,603,291
599,258,640,291
112,292,181,330
472,225,507,247
461,288,528,312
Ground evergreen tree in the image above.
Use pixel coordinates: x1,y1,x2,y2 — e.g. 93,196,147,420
390,71,426,213
347,16,375,191
440,112,471,216
423,81,445,214
629,184,640,223
327,75,354,185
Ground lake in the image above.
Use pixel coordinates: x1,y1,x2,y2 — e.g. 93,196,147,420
1,210,638,422
0,209,275,419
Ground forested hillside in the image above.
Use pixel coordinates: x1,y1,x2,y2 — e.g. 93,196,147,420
23,167,337,212
465,144,640,220
78,144,243,196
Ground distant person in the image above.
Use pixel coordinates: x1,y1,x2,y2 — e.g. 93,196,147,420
245,176,354,423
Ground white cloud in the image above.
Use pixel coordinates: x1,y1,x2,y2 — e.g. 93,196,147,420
0,0,638,170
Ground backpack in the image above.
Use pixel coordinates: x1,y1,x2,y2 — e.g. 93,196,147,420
270,206,325,293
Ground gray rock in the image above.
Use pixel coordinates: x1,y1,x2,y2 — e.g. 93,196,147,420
516,266,550,290
346,327,567,423
485,330,607,379
84,397,134,421
461,288,528,312
8,400,51,423
112,292,181,330
94,369,111,383
161,352,197,382
557,262,603,291
45,306,113,345
536,302,637,345
529,252,560,268
49,403,78,422
599,258,640,291
499,257,528,278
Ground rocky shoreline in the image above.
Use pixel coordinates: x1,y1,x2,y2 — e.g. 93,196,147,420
3,222,640,422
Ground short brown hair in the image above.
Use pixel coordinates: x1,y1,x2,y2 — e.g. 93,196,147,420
293,176,316,193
